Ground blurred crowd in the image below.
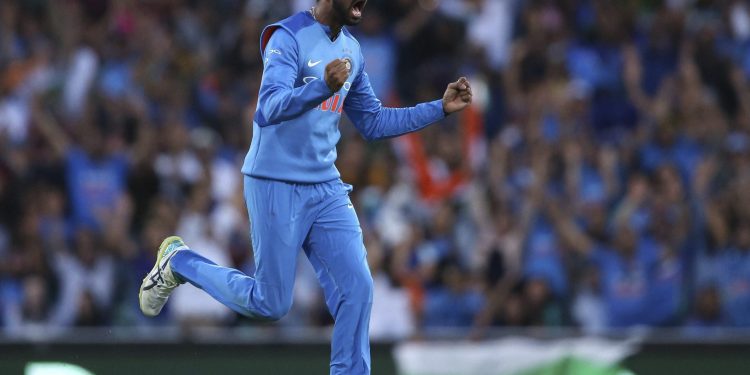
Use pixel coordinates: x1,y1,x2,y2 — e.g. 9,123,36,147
1,0,750,340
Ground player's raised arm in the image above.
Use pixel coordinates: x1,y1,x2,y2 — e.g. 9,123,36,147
344,58,473,141
255,28,335,126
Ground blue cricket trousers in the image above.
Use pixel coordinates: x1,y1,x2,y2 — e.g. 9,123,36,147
171,176,373,374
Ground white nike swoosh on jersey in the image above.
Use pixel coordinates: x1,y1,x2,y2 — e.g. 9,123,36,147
308,60,322,67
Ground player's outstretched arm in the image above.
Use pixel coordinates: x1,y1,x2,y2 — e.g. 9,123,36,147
344,61,473,140
255,29,335,126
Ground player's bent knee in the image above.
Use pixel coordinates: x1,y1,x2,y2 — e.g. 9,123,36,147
247,289,293,321
254,298,292,321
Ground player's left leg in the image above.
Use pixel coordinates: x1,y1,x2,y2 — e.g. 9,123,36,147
303,181,373,375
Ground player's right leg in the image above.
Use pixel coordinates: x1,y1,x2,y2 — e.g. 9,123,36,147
139,176,308,320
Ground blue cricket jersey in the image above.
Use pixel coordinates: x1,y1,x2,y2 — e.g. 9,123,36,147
242,11,446,183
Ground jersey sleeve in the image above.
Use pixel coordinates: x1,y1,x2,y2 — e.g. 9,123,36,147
255,28,333,127
343,53,445,141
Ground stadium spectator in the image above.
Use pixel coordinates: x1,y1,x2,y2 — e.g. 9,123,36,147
1,0,750,338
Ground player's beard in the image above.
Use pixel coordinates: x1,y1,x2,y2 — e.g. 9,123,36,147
332,0,366,26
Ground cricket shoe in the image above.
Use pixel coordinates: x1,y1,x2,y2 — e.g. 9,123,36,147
139,236,188,317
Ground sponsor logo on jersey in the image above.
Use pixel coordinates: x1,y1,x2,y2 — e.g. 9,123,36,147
318,93,345,114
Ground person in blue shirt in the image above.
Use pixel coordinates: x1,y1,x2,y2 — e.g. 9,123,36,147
423,258,484,328
714,221,750,326
138,1,473,374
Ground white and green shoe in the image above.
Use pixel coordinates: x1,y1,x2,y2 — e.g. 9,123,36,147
139,236,187,317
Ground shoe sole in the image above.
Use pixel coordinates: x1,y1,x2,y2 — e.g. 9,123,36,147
139,236,183,316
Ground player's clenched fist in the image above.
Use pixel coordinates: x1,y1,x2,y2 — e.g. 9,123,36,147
442,77,473,114
324,58,351,92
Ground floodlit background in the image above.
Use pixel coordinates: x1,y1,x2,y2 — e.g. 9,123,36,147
1,0,750,374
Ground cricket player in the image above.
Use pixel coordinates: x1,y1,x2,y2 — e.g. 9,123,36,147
139,0,472,373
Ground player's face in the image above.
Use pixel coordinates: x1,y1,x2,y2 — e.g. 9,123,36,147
332,0,367,26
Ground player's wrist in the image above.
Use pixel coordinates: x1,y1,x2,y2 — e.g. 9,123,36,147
325,81,338,93
442,100,451,117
